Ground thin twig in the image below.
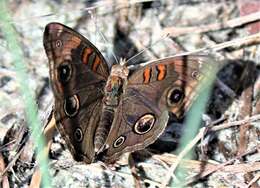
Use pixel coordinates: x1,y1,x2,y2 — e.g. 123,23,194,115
155,153,260,174
162,127,206,186
209,114,260,131
0,0,154,26
246,173,260,188
162,113,260,186
164,12,260,37
171,32,260,58
0,146,24,178
128,154,142,188
184,146,259,186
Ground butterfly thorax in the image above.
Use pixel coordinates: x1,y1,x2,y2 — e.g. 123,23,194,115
103,64,129,107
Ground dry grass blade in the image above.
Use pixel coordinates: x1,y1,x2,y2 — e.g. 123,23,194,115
29,114,56,188
128,154,142,188
236,63,257,186
0,153,10,188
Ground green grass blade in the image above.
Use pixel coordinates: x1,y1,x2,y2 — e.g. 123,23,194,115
171,58,219,187
0,1,51,187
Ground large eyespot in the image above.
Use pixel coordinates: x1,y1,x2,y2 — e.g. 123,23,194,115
113,136,126,148
58,62,72,83
74,128,83,142
64,95,79,117
167,87,185,106
133,114,155,135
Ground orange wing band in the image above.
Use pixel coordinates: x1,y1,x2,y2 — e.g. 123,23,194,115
82,48,93,65
143,67,151,84
156,64,166,81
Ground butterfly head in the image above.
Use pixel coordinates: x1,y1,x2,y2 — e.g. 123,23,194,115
110,63,129,80
119,58,127,66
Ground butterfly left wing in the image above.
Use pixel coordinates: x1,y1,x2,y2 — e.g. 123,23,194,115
44,22,109,163
100,55,217,162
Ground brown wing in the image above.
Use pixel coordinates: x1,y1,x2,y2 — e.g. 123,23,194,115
44,22,109,163
101,55,217,162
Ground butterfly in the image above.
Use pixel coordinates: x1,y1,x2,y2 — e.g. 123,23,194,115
43,22,215,163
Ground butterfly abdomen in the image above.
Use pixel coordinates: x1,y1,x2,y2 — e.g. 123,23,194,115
94,106,114,153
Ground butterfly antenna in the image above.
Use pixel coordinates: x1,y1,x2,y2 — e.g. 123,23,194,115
88,10,120,64
126,33,170,65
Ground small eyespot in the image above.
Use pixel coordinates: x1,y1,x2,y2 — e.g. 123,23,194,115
134,114,155,135
191,70,200,80
113,136,126,148
64,95,79,117
74,128,83,142
58,63,72,83
167,87,185,106
55,40,62,48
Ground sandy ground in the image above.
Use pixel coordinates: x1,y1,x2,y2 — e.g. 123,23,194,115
0,0,259,187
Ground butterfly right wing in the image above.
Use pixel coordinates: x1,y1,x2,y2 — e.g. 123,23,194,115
101,55,217,162
44,23,109,163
